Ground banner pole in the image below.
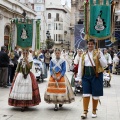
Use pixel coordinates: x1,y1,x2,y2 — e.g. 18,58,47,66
96,39,99,77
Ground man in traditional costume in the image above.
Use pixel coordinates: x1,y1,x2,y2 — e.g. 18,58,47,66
8,49,41,112
76,39,107,119
44,49,75,111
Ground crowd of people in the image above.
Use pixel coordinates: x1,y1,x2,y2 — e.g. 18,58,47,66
0,40,120,119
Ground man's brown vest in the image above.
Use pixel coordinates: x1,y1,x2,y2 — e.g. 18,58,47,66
81,50,104,77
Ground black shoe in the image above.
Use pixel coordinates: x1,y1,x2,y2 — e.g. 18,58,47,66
3,85,8,88
0,84,3,87
21,107,25,112
7,84,11,86
54,107,58,111
81,113,87,119
59,104,63,107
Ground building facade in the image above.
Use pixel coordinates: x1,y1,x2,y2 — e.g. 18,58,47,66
114,0,120,49
28,0,46,49
18,0,71,50
45,0,71,50
70,0,84,50
70,0,120,50
0,0,36,50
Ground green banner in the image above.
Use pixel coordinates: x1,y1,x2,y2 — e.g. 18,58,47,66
90,5,111,40
17,23,33,48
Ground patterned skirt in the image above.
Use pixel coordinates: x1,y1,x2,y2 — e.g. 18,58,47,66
8,72,41,107
44,72,75,104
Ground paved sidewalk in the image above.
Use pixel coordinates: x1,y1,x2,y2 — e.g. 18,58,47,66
0,72,120,120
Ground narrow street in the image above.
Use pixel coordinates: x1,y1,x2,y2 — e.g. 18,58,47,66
0,72,120,120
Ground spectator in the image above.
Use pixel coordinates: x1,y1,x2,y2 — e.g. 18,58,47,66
10,48,19,83
0,46,9,88
112,54,119,74
103,48,112,73
44,50,51,70
108,47,114,59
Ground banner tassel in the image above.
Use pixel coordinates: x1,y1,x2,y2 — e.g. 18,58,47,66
84,34,89,40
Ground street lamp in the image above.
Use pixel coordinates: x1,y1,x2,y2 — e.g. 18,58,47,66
46,30,51,39
22,10,26,22
46,30,54,49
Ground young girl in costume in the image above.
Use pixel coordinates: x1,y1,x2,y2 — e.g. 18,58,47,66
8,49,41,112
44,49,75,111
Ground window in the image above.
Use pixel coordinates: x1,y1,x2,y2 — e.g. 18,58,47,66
56,23,58,30
56,34,57,41
58,34,63,41
54,23,56,30
36,6,41,11
48,13,51,19
58,23,63,30
48,24,51,30
56,13,59,21
54,34,55,41
58,34,60,41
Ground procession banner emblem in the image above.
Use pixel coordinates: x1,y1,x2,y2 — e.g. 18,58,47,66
90,5,111,40
17,23,33,48
84,0,115,41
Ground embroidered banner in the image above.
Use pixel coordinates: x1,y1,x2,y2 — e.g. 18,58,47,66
17,23,33,48
74,24,86,49
90,5,111,40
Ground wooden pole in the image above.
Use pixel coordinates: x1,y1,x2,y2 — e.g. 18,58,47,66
96,39,99,77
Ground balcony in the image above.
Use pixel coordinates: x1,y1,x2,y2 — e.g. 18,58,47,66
54,17,63,22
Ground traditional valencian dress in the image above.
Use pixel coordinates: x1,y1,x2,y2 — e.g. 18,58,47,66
44,58,75,104
8,56,41,107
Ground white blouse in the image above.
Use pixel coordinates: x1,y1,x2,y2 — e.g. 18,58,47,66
76,50,107,81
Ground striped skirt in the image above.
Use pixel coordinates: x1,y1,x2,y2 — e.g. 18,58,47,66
44,72,75,104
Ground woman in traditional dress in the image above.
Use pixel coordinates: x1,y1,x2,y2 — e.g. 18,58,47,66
44,49,75,111
8,49,41,112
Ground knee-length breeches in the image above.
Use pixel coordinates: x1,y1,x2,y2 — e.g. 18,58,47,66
82,73,103,97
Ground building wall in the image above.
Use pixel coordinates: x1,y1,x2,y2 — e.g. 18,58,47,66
45,0,71,50
0,0,36,50
70,0,84,50
70,0,120,50
33,0,46,44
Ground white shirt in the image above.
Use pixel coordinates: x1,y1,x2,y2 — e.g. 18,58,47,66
104,53,112,64
74,54,80,65
76,50,107,81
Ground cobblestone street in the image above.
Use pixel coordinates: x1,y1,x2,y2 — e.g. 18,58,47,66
0,72,120,120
